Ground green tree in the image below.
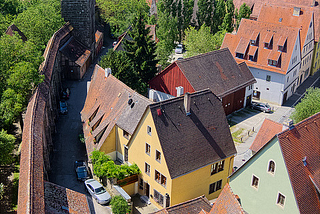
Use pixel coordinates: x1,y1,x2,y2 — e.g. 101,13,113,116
291,87,320,123
156,0,178,67
124,12,158,94
221,12,233,32
0,129,15,166
196,0,213,29
182,0,194,31
177,0,183,42
99,50,140,90
211,0,226,33
183,24,226,57
235,3,251,29
96,0,149,36
14,0,64,50
110,196,130,214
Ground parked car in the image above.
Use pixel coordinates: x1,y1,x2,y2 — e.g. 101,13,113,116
85,179,111,205
74,160,91,181
59,100,68,114
251,102,271,113
175,44,183,54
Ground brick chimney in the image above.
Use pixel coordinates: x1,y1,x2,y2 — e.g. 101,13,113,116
184,92,191,116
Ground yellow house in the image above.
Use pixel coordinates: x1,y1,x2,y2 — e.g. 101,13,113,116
81,65,236,209
126,89,236,209
80,65,152,162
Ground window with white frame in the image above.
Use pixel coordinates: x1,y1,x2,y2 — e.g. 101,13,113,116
145,143,150,155
154,189,164,207
266,75,271,82
251,175,259,189
155,170,166,187
268,160,275,174
156,150,161,162
145,162,150,175
277,192,286,207
147,126,152,136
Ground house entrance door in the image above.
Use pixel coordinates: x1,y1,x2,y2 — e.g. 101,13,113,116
145,182,150,197
246,95,252,107
282,92,288,105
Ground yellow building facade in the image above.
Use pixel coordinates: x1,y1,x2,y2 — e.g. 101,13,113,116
312,40,320,75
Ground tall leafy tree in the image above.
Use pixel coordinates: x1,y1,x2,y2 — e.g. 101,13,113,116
177,0,183,42
235,3,251,29
156,0,178,67
96,0,149,36
124,12,158,94
0,129,15,166
221,0,235,32
291,87,320,123
14,0,64,50
99,50,139,90
212,0,226,33
183,24,226,57
196,0,213,29
182,0,194,30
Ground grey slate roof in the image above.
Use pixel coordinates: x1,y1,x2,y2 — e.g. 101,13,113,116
176,48,256,97
150,89,236,179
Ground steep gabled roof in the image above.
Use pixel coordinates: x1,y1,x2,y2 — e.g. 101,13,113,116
209,183,245,214
277,112,320,213
150,89,236,178
5,24,27,41
59,36,91,67
232,1,319,42
250,118,283,153
81,65,152,154
152,195,212,214
172,48,256,97
44,182,90,213
222,19,299,75
257,5,314,50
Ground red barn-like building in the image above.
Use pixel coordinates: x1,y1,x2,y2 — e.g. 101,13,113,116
149,48,256,115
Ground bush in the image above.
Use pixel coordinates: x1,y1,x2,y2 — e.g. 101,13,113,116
110,196,130,214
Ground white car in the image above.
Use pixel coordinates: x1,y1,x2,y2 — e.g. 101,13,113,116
85,179,111,204
175,44,183,54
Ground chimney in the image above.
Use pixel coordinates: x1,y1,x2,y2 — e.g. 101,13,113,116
283,118,294,130
176,86,184,97
184,93,191,116
293,7,301,16
105,68,112,77
149,89,157,102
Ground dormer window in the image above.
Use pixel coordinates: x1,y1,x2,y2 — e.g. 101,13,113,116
248,46,258,62
268,59,278,66
277,37,287,52
263,33,273,49
250,40,255,45
250,31,260,46
268,52,281,67
236,53,244,59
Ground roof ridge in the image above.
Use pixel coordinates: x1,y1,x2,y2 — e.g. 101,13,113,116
177,48,228,64
149,88,212,108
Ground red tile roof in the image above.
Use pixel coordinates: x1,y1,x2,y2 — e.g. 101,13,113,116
249,118,283,153
222,19,299,75
277,112,320,214
208,183,245,214
232,0,319,41
257,4,314,51
152,195,212,214
80,65,152,155
44,182,90,213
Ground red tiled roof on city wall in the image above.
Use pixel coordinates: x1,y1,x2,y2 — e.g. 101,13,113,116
250,118,283,153
151,195,212,214
5,24,27,42
278,112,320,214
209,183,245,214
18,22,90,213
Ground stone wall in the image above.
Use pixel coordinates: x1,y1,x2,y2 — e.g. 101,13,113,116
61,0,96,57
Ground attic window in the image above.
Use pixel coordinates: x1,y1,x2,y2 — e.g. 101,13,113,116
211,160,224,175
236,53,244,59
279,18,282,22
92,114,104,131
250,40,256,45
268,160,275,174
147,126,152,136
268,59,278,66
251,175,259,189
123,130,130,139
94,125,108,144
89,106,100,122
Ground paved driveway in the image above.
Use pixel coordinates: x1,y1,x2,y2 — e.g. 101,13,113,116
231,70,320,169
49,41,113,214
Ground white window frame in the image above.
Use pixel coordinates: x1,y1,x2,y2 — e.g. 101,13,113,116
155,150,161,163
145,143,151,156
251,174,260,190
147,125,152,136
267,159,276,175
276,192,286,208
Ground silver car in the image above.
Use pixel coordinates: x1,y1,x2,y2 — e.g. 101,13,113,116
85,179,111,204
